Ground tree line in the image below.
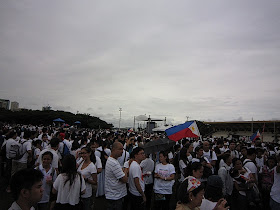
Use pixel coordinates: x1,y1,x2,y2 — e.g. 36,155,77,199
0,108,113,129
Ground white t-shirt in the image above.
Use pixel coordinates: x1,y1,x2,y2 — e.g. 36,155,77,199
8,201,35,210
38,148,59,169
230,150,239,159
140,158,155,185
255,157,264,169
95,147,111,158
95,156,102,170
53,173,86,205
129,161,145,196
243,159,258,181
270,166,280,203
63,139,72,151
193,141,201,151
153,163,175,195
17,139,32,163
192,157,210,164
124,160,129,169
77,161,97,198
38,133,51,141
179,160,187,182
203,150,217,162
105,157,127,200
37,165,57,203
168,152,174,160
117,150,130,167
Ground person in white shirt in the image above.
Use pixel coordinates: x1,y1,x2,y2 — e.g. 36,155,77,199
243,148,258,183
105,142,128,210
270,156,280,210
128,147,146,210
9,168,44,210
95,141,111,197
140,154,155,210
228,142,239,159
192,138,201,152
38,138,60,173
52,154,86,208
203,141,217,171
3,131,18,179
36,151,57,210
77,146,97,210
218,153,233,202
255,148,265,171
117,149,130,168
12,131,33,175
154,151,175,210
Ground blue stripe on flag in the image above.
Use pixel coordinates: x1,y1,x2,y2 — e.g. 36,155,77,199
165,121,194,136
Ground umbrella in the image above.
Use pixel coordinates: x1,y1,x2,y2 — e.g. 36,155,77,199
143,138,175,155
74,121,81,124
53,118,65,123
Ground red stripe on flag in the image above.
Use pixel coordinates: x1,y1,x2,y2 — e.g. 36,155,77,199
168,128,199,142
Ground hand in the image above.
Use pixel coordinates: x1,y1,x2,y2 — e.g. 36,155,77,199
142,194,146,203
213,198,229,210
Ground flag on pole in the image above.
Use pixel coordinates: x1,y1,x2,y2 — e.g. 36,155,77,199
165,121,200,142
128,128,134,132
250,130,261,142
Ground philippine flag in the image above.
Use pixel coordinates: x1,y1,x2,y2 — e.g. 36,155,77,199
250,130,261,142
165,121,200,142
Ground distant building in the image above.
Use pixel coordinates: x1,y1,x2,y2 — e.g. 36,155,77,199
0,99,10,110
42,105,52,111
11,101,19,111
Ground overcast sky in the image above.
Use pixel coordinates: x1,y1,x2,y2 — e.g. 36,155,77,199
1,1,280,128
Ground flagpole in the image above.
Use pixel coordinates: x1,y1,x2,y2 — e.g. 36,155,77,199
262,123,265,142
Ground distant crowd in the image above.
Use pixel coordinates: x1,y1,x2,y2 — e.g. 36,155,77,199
0,124,280,210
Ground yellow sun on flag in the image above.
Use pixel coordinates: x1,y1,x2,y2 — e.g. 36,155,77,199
191,126,195,132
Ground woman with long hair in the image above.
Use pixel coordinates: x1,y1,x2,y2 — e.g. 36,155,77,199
154,151,176,210
77,146,97,210
52,155,86,210
185,162,204,180
179,147,192,182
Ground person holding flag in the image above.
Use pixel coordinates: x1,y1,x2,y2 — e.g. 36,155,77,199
250,130,261,142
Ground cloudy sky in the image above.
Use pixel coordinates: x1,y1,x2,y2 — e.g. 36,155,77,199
1,1,280,128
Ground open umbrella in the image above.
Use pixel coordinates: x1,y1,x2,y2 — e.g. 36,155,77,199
53,118,65,123
143,138,175,155
74,121,81,124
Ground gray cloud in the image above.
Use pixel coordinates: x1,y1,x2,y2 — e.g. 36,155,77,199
1,1,280,127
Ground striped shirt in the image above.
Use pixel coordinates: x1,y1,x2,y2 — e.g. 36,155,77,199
105,157,127,200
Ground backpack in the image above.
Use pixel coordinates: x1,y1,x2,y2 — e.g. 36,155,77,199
9,140,27,160
97,149,108,169
61,142,70,159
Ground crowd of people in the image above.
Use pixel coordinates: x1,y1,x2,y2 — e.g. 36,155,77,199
0,124,280,210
